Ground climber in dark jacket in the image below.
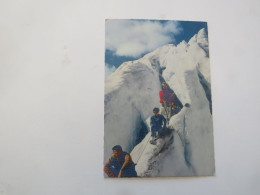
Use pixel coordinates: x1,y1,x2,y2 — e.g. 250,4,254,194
171,102,182,116
150,108,167,142
104,145,137,178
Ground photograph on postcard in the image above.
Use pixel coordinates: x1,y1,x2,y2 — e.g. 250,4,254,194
104,19,215,177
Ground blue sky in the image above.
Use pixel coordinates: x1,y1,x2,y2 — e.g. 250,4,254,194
105,19,208,75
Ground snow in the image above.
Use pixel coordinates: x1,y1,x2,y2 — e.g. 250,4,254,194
105,64,116,78
104,28,215,176
104,60,162,160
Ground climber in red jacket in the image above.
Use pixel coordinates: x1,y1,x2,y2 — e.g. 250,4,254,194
159,82,174,122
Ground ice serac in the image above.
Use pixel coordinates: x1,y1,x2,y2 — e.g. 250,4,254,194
105,28,215,176
104,48,168,160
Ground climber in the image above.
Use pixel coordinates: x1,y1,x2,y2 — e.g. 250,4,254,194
150,107,167,144
159,82,175,122
171,102,182,116
104,145,137,178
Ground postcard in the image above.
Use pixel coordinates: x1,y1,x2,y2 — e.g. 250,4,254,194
104,19,215,177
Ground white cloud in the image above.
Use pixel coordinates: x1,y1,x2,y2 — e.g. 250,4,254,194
105,19,183,57
105,64,116,78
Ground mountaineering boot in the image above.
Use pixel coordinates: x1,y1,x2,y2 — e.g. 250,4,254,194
158,131,165,139
150,137,156,144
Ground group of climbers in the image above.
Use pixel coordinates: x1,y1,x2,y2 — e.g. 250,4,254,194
150,82,178,144
104,82,180,177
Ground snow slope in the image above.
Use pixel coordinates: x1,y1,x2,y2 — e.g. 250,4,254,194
104,58,162,160
105,28,215,176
